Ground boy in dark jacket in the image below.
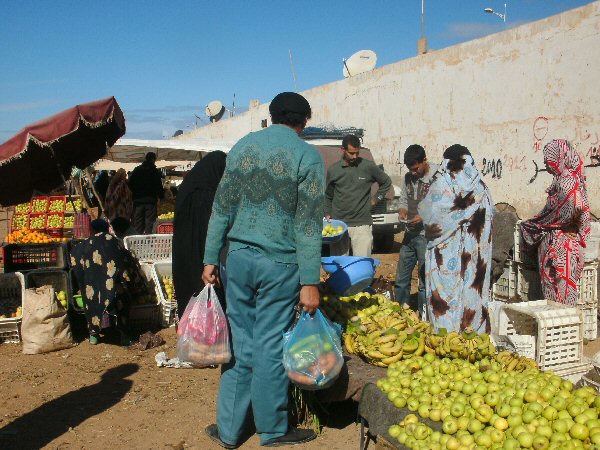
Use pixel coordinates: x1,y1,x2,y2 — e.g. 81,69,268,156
128,152,164,234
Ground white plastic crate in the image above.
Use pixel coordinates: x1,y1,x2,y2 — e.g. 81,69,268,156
491,261,517,301
513,221,537,267
498,300,583,371
586,237,600,262
0,272,25,343
577,262,598,304
128,263,160,331
151,261,177,328
578,299,598,340
554,360,593,384
124,234,173,263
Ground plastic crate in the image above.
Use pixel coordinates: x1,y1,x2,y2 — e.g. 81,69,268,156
0,272,25,343
2,242,69,272
15,202,30,214
554,360,593,384
28,212,47,231
11,213,28,231
498,300,583,371
491,261,517,301
25,269,71,309
152,261,177,327
128,263,161,331
30,196,48,214
156,222,173,234
513,221,537,267
48,196,66,213
578,301,598,340
577,262,598,304
124,234,173,263
63,213,75,229
64,196,83,213
585,237,600,262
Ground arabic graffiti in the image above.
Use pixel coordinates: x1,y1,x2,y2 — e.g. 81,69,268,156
531,116,600,163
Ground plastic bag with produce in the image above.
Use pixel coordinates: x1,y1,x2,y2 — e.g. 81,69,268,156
177,284,231,367
282,309,344,390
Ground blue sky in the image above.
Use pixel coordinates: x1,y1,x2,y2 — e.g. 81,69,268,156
0,0,593,142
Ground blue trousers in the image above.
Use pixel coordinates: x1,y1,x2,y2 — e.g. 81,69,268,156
394,233,427,318
217,247,299,445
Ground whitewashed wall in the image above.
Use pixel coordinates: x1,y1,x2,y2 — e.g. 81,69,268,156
182,2,600,218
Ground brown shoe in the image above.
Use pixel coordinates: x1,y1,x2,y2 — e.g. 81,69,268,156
262,427,317,447
205,424,239,449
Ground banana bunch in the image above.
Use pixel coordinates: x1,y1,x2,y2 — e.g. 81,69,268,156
494,350,538,372
424,327,496,362
320,292,381,326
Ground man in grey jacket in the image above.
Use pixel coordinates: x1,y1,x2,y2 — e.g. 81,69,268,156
325,134,392,257
394,144,439,318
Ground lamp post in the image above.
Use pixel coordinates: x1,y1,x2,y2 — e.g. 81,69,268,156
417,0,428,55
484,3,507,24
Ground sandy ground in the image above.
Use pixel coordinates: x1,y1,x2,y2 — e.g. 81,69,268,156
1,235,598,450
0,240,402,450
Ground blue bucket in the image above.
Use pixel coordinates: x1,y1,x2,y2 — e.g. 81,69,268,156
322,219,348,244
321,256,380,296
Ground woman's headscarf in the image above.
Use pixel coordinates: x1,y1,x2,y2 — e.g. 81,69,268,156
107,168,127,192
521,139,590,246
177,151,227,201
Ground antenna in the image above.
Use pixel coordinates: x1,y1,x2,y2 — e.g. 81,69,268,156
343,50,377,78
205,100,225,123
289,49,298,91
232,93,236,117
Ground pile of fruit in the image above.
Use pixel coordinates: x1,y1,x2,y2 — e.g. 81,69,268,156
161,275,175,300
65,198,83,212
63,215,74,228
379,355,598,449
0,294,22,319
48,198,65,212
46,213,63,228
29,215,46,230
31,198,48,213
4,229,64,244
158,212,174,220
11,214,27,230
15,203,30,214
55,290,68,309
322,223,344,237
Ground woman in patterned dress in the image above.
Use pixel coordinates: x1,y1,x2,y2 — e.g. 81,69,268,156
520,139,591,306
418,144,494,333
70,219,152,345
104,168,133,222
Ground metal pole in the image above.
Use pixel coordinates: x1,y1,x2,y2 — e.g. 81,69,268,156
289,49,298,92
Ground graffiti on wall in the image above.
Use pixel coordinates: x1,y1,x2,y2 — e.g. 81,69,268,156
532,116,599,163
481,158,502,179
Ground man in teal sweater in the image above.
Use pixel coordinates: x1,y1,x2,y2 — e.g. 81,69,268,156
325,134,392,257
202,92,324,448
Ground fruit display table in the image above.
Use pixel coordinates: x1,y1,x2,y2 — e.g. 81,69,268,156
315,353,387,403
358,383,442,450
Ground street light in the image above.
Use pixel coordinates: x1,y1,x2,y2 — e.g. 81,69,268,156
484,3,507,24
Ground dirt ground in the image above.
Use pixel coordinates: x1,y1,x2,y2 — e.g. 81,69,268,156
0,241,402,450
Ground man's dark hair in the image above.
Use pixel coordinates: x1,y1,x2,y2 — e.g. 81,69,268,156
145,152,157,163
404,144,426,166
342,134,361,150
444,144,471,172
269,92,311,128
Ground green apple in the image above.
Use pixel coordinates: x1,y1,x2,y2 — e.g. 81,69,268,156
450,402,465,418
569,423,589,441
496,403,511,418
393,396,407,408
442,417,458,435
532,434,549,450
542,405,558,421
388,425,402,438
536,425,552,439
517,431,534,449
467,418,484,433
485,392,500,407
457,416,469,431
475,432,493,448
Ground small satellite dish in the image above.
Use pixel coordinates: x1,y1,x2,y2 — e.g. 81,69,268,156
205,100,225,122
343,50,377,78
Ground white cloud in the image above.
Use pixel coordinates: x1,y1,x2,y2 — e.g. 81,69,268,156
0,99,60,113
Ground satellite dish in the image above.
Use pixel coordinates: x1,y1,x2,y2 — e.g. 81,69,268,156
205,100,225,122
343,50,377,78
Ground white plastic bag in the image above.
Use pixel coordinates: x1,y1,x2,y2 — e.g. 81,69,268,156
177,284,231,367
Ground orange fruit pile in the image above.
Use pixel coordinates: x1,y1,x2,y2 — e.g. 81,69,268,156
4,229,65,244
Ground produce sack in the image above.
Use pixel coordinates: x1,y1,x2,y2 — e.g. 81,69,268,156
283,309,344,390
22,286,74,355
177,284,231,367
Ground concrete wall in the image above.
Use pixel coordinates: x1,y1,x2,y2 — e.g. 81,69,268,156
182,2,600,218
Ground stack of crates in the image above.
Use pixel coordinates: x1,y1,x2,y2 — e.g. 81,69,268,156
124,234,174,328
491,221,599,340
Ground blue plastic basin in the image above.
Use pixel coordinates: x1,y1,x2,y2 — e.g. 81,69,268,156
321,256,380,296
322,219,348,244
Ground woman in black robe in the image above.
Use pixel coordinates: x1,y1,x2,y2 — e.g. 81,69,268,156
173,151,227,319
